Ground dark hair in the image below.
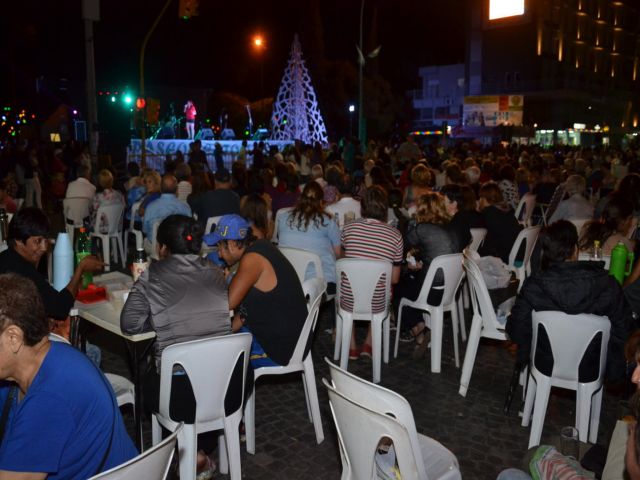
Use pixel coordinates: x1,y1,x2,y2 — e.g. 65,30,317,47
439,184,464,206
156,215,203,255
388,188,409,235
190,172,212,197
540,220,578,269
7,208,49,247
459,185,478,212
445,163,465,184
361,186,388,222
498,164,516,182
0,273,48,346
479,182,505,206
127,161,140,177
326,166,343,188
289,181,330,230
241,193,270,235
579,193,633,250
618,173,640,212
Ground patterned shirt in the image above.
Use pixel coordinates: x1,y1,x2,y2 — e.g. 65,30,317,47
340,218,403,313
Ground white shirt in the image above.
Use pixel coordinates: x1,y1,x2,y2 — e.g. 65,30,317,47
65,177,96,199
326,197,361,228
177,180,192,202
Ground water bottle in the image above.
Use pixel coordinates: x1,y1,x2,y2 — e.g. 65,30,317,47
0,208,7,244
132,248,149,282
609,241,634,284
590,240,602,261
75,227,93,289
53,232,73,291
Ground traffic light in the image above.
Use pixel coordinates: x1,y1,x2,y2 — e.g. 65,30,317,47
178,0,199,19
146,98,160,125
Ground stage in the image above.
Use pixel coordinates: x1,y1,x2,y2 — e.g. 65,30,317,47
127,139,293,172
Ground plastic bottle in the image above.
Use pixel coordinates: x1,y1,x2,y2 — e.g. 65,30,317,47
75,227,93,289
53,232,73,291
609,241,634,285
590,240,602,261
132,248,149,282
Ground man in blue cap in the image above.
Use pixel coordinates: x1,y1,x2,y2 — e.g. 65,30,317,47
204,214,307,367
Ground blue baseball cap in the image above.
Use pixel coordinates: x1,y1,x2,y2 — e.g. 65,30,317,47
203,214,250,246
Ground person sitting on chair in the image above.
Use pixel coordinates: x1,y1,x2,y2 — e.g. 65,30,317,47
506,220,632,382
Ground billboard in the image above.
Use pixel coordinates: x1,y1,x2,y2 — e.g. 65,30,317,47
489,0,525,20
463,95,524,127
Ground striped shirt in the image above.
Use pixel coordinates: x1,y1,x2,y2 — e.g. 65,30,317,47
340,218,403,313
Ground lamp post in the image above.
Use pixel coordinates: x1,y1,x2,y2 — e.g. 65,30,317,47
358,0,366,148
252,34,266,99
348,104,355,137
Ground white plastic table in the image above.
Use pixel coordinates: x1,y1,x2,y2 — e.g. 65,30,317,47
71,271,154,451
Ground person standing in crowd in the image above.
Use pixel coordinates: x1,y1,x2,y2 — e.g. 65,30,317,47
0,274,137,478
184,100,197,140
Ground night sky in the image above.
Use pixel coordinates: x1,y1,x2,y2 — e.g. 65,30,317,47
3,0,466,100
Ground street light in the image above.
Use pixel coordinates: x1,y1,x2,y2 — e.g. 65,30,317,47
251,34,266,100
348,104,355,137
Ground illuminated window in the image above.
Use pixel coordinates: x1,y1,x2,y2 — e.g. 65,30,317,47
489,0,525,20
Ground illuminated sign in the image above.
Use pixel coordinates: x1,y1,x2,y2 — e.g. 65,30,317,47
489,0,525,20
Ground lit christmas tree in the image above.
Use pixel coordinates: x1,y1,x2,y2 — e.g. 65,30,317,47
270,34,328,145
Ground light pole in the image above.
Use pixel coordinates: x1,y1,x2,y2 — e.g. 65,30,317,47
358,0,366,148
82,0,99,171
252,34,266,99
348,104,355,137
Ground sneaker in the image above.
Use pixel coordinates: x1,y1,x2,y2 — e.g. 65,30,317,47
349,348,360,360
360,344,372,359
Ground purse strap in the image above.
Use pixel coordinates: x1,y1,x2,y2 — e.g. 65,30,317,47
0,385,17,444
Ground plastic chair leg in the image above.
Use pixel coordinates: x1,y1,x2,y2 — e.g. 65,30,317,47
459,314,483,397
393,300,408,359
151,414,162,445
334,310,342,361
98,236,110,272
218,433,229,475
589,387,603,444
528,377,551,448
303,355,324,444
450,306,460,368
178,423,198,480
383,315,390,364
223,415,244,479
339,315,353,371
372,318,383,384
429,309,443,373
301,370,313,422
521,374,535,427
117,235,125,268
244,388,256,454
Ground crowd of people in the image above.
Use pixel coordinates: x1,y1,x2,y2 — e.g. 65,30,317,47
1,134,640,477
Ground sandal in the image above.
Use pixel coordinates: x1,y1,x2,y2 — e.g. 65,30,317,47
400,325,426,343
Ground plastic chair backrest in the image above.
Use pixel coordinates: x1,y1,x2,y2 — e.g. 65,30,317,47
335,258,391,317
323,379,421,480
468,228,487,252
325,358,426,478
89,423,182,479
568,218,589,238
515,193,537,226
531,311,610,384
279,246,324,284
577,252,611,269
463,256,505,335
271,207,293,243
128,202,142,232
95,204,125,236
302,277,327,308
508,226,541,269
204,215,222,234
285,291,324,366
63,197,91,226
158,333,252,425
545,184,566,220
414,253,464,307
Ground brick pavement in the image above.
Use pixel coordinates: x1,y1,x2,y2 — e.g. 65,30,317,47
97,302,623,480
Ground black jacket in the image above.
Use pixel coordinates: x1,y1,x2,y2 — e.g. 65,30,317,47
506,261,633,381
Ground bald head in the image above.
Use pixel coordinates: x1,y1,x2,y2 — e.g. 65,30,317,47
161,174,178,194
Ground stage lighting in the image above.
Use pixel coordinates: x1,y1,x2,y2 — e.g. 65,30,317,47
110,96,116,103
124,95,133,105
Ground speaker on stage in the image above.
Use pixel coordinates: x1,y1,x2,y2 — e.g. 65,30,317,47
220,128,236,140
157,124,175,139
196,128,214,140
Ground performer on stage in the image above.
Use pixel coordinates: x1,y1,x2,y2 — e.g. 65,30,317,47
184,100,196,140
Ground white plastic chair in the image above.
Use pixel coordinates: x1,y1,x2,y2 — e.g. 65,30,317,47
335,258,392,384
91,204,126,271
468,228,487,253
324,378,461,480
244,290,325,454
569,218,590,238
539,184,566,225
150,220,161,261
515,193,537,227
394,254,464,373
459,256,509,397
507,226,541,292
63,197,91,245
521,311,610,448
302,277,328,311
124,201,143,259
151,333,252,480
279,246,324,285
204,215,222,234
89,423,182,480
271,206,293,243
325,358,461,480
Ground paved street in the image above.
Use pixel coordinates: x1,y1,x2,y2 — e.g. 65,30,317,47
97,302,623,479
